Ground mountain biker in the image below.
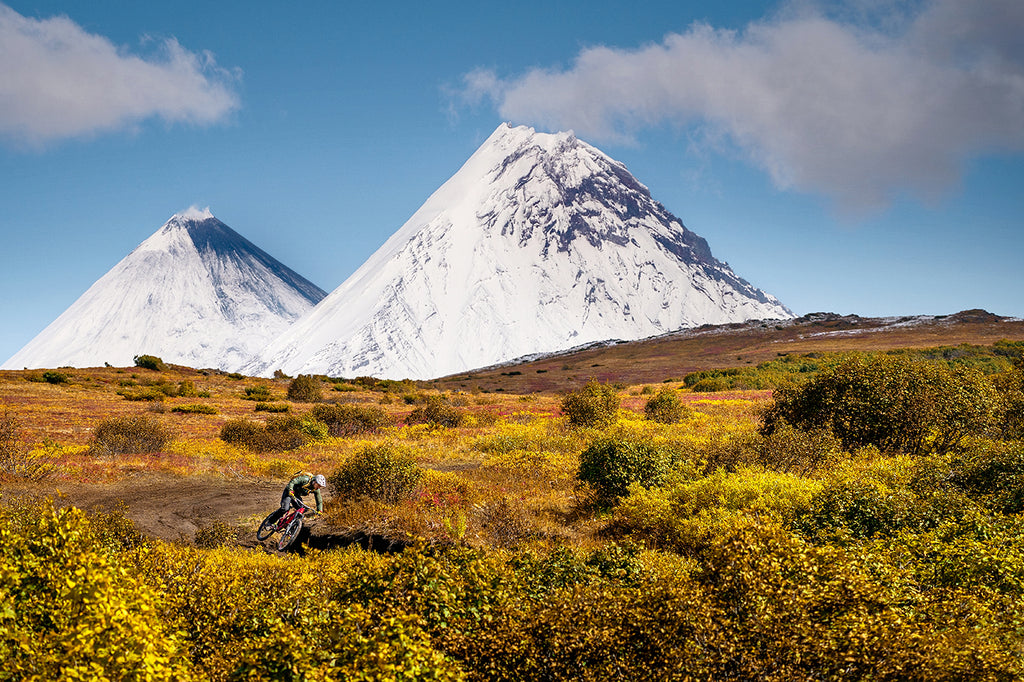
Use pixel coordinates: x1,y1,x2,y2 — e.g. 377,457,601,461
268,472,327,525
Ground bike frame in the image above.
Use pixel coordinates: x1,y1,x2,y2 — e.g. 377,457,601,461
256,498,316,547
277,500,311,529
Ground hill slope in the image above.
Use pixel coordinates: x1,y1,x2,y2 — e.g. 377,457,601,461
430,310,1024,393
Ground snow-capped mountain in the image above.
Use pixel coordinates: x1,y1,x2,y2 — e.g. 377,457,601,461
2,208,326,371
248,123,793,380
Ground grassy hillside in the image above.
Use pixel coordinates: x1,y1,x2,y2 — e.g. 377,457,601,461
430,309,1024,393
2,322,1023,680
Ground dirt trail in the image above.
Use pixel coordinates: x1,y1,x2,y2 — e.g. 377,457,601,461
2,472,285,543
1,474,408,553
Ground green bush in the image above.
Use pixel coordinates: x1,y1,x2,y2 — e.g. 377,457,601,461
560,380,620,428
332,382,359,392
578,437,677,504
798,477,922,540
219,415,325,452
762,354,1000,455
133,354,166,371
691,430,761,475
690,377,730,392
328,443,424,503
91,415,173,455
792,457,968,541
42,370,70,384
219,419,265,448
643,389,691,424
993,359,1024,439
755,420,844,476
171,404,217,415
947,440,1024,513
684,368,743,388
267,414,326,448
176,380,198,397
117,388,167,402
687,423,842,479
877,515,1024,597
286,374,322,402
117,379,182,402
242,384,273,401
405,395,465,428
287,415,329,442
309,403,393,436
254,402,289,413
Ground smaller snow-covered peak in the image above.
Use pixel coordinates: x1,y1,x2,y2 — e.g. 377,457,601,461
3,211,326,372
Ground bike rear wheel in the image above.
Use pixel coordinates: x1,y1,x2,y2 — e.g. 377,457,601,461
277,516,303,550
256,512,278,541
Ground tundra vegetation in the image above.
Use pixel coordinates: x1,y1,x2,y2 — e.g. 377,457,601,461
1,344,1023,680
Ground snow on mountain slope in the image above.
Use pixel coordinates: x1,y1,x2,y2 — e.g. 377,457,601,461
248,124,793,380
2,210,326,371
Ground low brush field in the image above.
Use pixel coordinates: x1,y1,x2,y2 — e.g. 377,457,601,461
2,334,1024,680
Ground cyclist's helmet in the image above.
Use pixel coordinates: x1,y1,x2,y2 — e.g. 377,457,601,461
314,474,327,488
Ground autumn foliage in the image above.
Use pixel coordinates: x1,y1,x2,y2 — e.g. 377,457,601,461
2,343,1024,679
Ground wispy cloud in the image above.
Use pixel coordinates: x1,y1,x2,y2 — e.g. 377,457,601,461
460,0,1024,211
0,4,240,147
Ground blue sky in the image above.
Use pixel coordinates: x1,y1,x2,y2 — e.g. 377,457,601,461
2,0,1022,365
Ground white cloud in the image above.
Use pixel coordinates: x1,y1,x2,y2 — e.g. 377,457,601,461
0,4,240,146
462,0,1024,211
178,205,214,221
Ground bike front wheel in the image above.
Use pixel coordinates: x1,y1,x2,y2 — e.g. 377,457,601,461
277,516,303,551
256,512,278,541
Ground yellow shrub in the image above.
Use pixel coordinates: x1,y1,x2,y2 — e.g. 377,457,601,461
615,468,822,552
473,419,587,458
483,448,556,474
670,467,822,520
0,503,187,680
421,469,477,507
612,484,677,546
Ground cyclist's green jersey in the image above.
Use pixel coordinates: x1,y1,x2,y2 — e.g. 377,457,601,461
285,473,324,512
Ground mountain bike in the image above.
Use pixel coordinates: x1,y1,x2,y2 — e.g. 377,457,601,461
256,499,314,551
